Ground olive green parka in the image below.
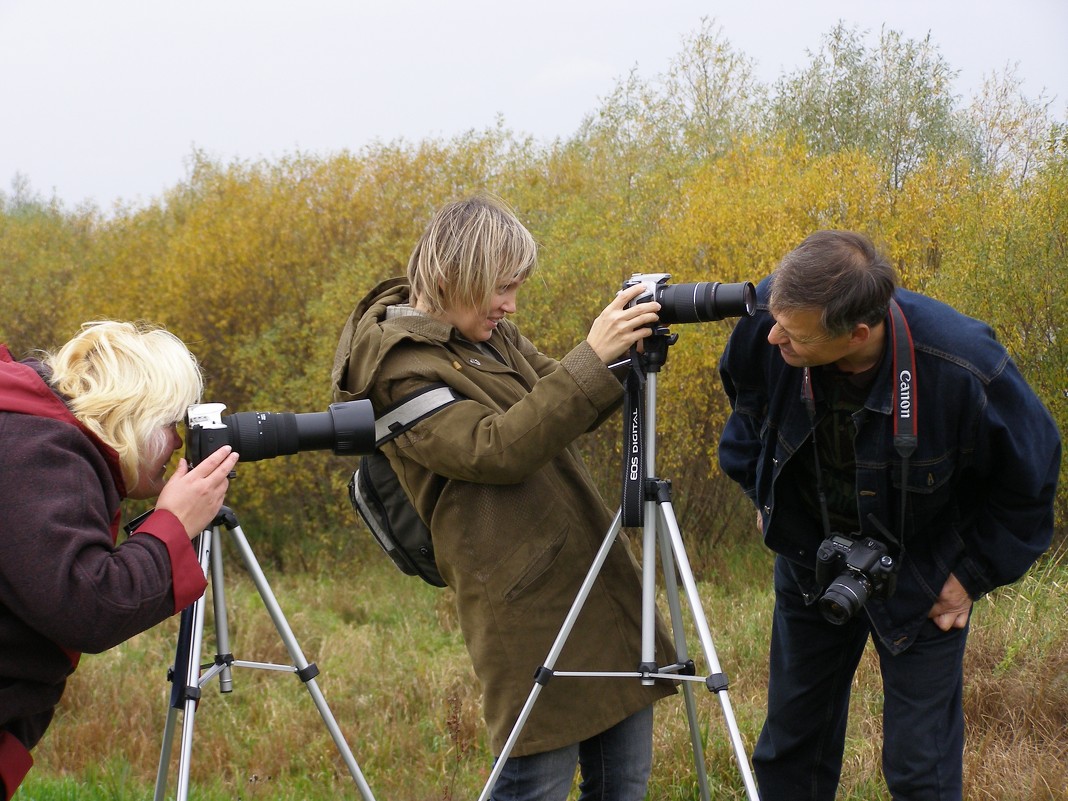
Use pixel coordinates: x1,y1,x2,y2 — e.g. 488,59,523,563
331,278,675,756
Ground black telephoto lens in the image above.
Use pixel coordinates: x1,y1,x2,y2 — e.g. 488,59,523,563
223,400,375,463
657,281,756,325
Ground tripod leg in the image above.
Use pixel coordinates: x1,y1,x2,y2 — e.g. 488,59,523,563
153,527,213,801
152,706,179,801
209,530,233,693
153,526,214,801
640,501,659,684
658,528,712,801
477,510,626,801
153,599,198,801
656,503,760,801
224,522,377,801
176,533,214,801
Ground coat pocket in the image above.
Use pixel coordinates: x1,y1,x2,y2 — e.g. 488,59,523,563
502,524,569,605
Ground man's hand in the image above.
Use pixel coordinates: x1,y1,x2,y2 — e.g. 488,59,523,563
928,572,972,631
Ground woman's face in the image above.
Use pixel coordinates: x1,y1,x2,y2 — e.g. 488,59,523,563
128,422,183,499
440,277,524,342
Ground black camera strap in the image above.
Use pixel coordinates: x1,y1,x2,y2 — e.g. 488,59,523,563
621,351,647,528
802,298,916,551
800,367,835,540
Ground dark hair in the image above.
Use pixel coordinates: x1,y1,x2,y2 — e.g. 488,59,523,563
769,230,897,336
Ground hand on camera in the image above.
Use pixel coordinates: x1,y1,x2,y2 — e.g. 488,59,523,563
586,284,661,363
156,446,241,538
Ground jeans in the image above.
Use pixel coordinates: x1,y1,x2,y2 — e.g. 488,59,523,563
489,705,654,801
754,556,967,801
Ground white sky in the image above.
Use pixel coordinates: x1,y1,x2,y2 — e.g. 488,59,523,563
2,0,1065,210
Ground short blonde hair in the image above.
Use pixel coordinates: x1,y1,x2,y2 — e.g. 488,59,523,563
45,321,203,489
407,194,538,316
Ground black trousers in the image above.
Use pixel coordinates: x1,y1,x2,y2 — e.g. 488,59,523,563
754,556,967,801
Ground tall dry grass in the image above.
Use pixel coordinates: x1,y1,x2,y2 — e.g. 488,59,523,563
21,536,1068,800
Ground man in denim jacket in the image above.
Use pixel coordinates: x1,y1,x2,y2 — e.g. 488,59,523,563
718,230,1060,801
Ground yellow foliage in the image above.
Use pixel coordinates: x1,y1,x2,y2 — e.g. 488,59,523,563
2,120,1065,548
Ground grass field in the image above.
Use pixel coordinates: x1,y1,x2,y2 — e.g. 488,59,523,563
17,534,1068,800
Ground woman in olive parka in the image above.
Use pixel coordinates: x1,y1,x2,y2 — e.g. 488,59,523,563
332,194,676,801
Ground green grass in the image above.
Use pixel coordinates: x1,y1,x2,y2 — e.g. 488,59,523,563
16,535,1068,800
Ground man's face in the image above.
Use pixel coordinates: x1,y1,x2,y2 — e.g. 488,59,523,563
767,307,854,368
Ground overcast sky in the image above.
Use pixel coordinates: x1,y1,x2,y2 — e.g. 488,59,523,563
2,0,1065,210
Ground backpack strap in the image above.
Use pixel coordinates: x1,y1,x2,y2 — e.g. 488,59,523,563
374,384,463,445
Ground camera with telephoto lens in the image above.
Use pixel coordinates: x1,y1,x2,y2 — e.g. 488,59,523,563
814,533,898,625
622,273,756,324
185,400,376,469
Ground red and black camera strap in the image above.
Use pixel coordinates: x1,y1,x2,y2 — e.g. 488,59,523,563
801,298,916,549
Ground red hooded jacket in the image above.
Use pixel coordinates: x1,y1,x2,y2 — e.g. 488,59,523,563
0,345,207,799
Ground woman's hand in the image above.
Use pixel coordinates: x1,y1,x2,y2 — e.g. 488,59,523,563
586,284,662,363
155,446,240,538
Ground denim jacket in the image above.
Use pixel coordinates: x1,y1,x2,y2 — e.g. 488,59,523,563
718,278,1061,653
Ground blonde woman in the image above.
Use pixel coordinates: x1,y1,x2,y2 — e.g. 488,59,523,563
333,195,676,801
0,321,238,799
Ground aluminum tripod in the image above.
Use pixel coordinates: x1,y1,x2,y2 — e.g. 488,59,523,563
478,337,760,801
152,507,377,801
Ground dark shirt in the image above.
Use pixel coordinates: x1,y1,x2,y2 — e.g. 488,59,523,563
795,362,881,536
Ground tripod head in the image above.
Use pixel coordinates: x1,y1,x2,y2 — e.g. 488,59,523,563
634,325,678,374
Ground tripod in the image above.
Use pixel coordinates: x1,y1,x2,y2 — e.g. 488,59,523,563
152,506,377,801
477,332,760,801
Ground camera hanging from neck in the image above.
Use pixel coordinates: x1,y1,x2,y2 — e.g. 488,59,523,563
800,298,917,552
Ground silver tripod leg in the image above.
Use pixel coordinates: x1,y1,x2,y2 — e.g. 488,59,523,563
476,495,760,801
657,526,712,801
642,371,758,800
656,500,760,801
209,529,233,693
225,520,376,800
477,510,628,801
153,526,215,801
153,514,377,801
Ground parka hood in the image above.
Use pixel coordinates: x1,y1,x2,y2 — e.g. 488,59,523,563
0,344,127,496
331,277,457,403
0,345,72,423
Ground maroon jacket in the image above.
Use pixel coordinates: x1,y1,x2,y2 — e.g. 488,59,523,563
0,345,207,799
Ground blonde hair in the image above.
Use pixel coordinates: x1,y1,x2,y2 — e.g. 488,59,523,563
45,321,203,488
407,193,538,316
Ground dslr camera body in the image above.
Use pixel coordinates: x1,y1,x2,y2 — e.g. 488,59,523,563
814,533,898,625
